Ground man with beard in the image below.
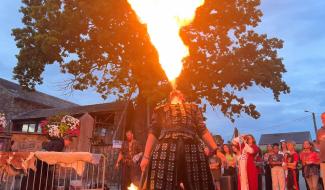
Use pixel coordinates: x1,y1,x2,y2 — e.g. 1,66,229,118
115,130,143,189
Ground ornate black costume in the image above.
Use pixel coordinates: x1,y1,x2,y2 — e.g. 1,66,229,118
147,103,214,190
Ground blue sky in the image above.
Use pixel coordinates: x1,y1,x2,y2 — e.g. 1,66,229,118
1,0,324,142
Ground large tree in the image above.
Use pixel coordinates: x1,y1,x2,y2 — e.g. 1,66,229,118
12,0,289,122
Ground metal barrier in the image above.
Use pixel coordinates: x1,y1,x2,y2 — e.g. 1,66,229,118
0,152,107,190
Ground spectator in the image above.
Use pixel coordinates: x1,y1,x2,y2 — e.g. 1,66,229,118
255,148,264,190
317,112,325,188
300,141,312,190
279,140,289,179
223,144,238,190
246,134,259,190
205,146,222,190
264,144,274,190
286,140,300,190
269,143,286,190
232,136,250,190
115,130,142,190
222,144,237,176
279,140,289,155
233,134,259,190
300,140,320,190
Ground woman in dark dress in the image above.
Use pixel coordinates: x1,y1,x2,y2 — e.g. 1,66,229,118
140,90,222,190
286,141,300,190
263,144,274,190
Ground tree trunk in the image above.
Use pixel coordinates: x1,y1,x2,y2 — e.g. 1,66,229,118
131,94,152,146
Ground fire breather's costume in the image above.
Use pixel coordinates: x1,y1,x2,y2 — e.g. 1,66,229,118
146,103,214,190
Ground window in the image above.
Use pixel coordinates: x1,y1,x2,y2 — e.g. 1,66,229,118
20,123,39,133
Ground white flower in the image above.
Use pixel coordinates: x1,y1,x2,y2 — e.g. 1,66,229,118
48,125,60,137
0,113,7,128
61,115,79,130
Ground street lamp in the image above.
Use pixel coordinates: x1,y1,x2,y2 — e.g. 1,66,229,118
305,110,318,136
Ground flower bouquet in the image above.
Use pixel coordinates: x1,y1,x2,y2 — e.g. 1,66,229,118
40,114,80,138
0,113,7,132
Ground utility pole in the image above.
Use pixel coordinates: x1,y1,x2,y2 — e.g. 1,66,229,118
305,110,318,136
312,112,318,136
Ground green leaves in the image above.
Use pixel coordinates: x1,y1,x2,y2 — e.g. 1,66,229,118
12,0,289,121
177,0,289,120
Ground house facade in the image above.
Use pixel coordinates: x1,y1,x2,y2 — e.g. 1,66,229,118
0,78,133,152
0,78,135,185
258,131,312,151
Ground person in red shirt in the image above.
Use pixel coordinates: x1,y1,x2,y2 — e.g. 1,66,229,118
300,140,320,190
286,141,299,190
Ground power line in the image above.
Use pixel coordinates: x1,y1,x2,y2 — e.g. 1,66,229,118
240,115,310,133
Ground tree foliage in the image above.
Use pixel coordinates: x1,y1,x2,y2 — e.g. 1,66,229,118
12,0,290,121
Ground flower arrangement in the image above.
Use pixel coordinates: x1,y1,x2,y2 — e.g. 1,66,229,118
0,113,7,130
40,114,80,138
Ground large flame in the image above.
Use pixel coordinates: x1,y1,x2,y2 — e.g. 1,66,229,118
128,183,138,190
128,0,204,87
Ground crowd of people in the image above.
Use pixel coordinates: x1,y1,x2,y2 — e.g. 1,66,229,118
115,91,325,190
202,112,325,190
117,129,324,190
205,136,324,190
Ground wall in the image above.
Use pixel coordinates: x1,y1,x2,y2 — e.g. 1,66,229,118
10,132,48,152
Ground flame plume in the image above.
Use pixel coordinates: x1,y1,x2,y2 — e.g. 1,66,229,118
128,183,139,190
127,0,204,88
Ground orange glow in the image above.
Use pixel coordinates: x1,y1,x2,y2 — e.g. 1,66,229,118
127,183,138,190
128,0,204,87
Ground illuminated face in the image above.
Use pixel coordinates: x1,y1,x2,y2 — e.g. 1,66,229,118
281,142,287,150
273,145,279,153
267,144,273,152
223,145,230,153
171,96,183,104
303,141,311,149
126,131,133,141
232,145,238,153
170,90,185,104
247,136,254,144
204,147,210,156
287,143,295,151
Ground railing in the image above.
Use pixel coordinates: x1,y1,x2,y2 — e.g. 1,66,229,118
0,152,107,190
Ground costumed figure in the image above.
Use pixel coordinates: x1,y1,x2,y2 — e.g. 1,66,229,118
232,134,259,190
115,130,143,190
140,90,220,190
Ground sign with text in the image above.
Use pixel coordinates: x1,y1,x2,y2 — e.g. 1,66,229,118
112,140,123,149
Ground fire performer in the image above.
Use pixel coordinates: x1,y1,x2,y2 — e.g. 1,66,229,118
140,90,221,190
